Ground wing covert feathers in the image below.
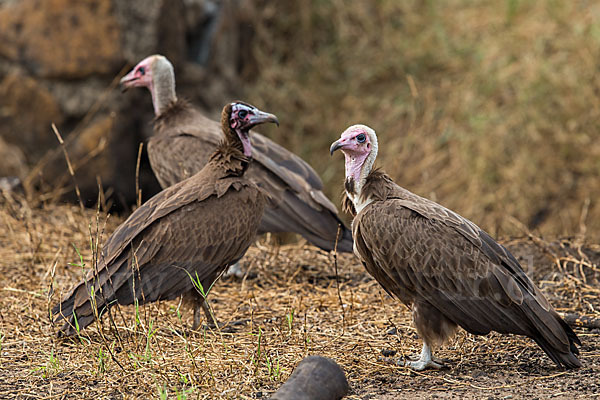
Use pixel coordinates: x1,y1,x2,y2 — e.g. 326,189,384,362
53,161,265,336
149,101,352,252
351,169,581,368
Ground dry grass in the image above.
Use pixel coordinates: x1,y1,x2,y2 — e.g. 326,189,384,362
2,2,600,398
1,193,599,399
244,0,600,240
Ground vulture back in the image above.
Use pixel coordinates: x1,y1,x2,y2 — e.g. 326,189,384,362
149,101,353,252
351,170,581,368
53,102,268,336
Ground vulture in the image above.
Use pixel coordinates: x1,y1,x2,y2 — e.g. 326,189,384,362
53,101,278,336
119,54,352,255
330,125,581,370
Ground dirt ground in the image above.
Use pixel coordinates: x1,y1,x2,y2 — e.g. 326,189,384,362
1,197,599,399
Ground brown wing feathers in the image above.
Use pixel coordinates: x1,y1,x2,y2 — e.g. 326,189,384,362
150,99,353,253
353,170,581,368
53,104,266,336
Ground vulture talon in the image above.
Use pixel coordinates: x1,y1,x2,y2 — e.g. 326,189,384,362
400,344,447,371
402,358,445,371
330,125,582,369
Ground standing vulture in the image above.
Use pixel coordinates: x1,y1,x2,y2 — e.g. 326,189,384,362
330,125,581,370
53,102,278,336
120,55,352,254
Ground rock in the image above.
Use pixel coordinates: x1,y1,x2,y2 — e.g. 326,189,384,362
45,78,121,119
0,0,253,210
156,0,187,68
380,348,397,357
33,115,119,205
25,115,114,202
0,0,123,79
113,0,162,65
66,115,116,205
270,356,349,400
0,72,63,162
71,115,113,162
183,0,222,65
113,0,187,68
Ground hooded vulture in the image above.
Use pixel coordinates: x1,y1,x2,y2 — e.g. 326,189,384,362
119,55,352,254
53,102,278,336
330,124,581,370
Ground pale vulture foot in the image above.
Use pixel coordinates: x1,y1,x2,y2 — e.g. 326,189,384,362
222,262,245,279
401,343,446,371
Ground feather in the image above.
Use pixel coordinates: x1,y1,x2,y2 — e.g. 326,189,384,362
333,125,581,369
352,170,582,368
149,96,352,253
53,103,267,336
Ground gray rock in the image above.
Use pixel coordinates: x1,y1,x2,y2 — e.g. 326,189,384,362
270,356,349,400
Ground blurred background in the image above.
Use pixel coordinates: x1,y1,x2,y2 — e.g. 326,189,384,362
0,0,599,240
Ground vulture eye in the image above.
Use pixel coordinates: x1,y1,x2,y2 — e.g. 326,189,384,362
356,133,366,143
138,66,146,75
238,110,248,119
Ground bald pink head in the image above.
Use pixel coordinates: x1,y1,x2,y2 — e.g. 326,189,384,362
120,55,176,116
329,125,374,156
120,55,157,90
330,124,378,194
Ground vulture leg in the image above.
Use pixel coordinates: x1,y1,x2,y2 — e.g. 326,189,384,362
191,296,219,330
401,301,456,370
402,343,444,371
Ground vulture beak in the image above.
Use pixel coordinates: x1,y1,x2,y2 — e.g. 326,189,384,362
329,139,345,155
119,70,138,92
249,110,279,128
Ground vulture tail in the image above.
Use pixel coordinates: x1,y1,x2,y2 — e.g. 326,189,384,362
336,226,354,253
525,301,582,369
52,279,112,337
531,332,582,369
52,256,130,337
259,192,353,253
296,224,353,253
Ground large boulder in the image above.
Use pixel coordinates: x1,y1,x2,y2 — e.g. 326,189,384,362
0,0,123,79
0,0,254,210
0,72,63,162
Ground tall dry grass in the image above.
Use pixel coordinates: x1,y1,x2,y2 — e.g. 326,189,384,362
244,0,600,239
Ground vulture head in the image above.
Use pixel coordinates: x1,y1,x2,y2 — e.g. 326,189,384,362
330,125,379,195
223,102,279,157
120,54,176,116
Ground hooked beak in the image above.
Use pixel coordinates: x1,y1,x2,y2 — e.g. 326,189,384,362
330,138,346,155
248,110,279,128
119,70,138,92
239,109,278,158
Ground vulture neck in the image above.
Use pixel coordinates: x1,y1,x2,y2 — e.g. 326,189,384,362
344,146,377,214
210,113,250,176
151,67,177,116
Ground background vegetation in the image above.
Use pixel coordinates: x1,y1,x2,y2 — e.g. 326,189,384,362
2,2,600,398
243,0,600,239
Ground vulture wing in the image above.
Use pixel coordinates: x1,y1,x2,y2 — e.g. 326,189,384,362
149,104,352,252
53,169,264,336
353,196,581,368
